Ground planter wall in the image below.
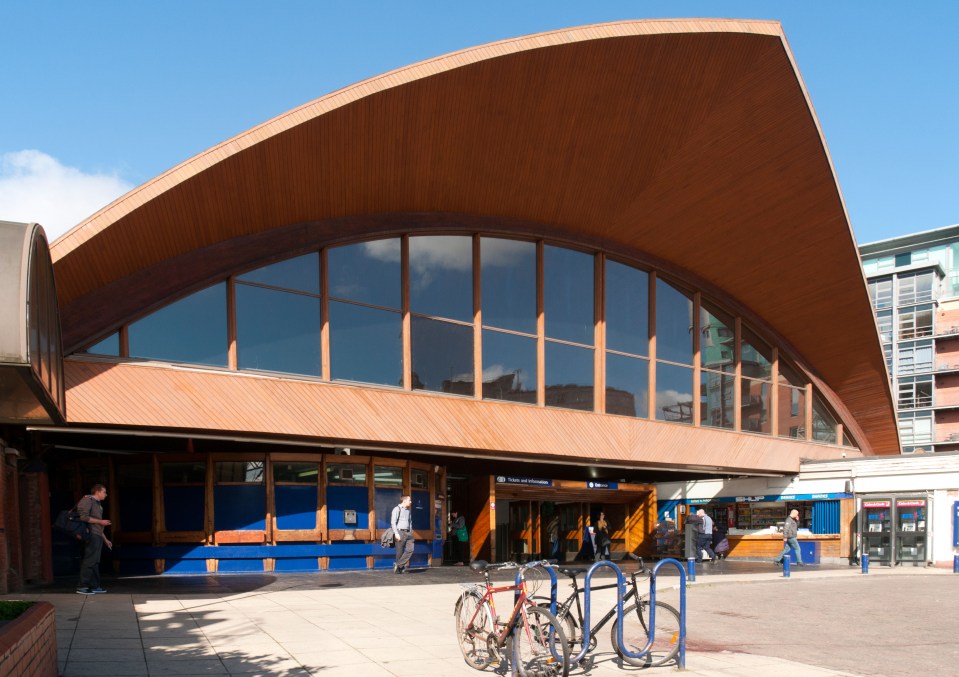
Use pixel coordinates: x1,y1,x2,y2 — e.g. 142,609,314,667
0,601,57,676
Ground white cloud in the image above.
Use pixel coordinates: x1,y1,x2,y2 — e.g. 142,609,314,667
0,150,133,242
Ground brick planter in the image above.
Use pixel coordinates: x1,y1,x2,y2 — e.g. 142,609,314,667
0,602,57,677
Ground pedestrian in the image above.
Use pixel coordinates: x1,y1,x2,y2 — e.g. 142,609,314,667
695,509,717,563
594,512,611,561
76,484,112,595
391,495,415,574
449,510,469,565
547,514,560,560
773,509,805,567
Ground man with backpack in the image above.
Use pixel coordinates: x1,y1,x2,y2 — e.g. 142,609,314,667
76,484,112,594
391,495,414,574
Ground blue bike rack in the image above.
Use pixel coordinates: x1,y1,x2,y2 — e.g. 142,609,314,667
648,558,688,670
567,558,687,670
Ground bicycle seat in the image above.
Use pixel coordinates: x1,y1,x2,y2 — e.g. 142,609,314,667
469,560,490,572
558,566,587,579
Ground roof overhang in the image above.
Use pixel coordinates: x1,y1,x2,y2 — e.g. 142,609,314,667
47,19,898,452
0,221,65,423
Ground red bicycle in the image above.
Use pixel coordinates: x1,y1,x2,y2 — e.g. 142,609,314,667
454,559,570,677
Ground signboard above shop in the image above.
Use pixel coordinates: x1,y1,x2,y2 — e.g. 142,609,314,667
687,492,852,505
496,476,552,487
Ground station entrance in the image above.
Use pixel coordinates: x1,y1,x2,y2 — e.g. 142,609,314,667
448,475,658,564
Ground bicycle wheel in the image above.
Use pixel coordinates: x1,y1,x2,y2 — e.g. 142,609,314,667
513,605,570,677
610,600,681,667
455,590,496,670
531,598,580,649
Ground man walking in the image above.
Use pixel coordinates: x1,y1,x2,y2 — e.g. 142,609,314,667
773,509,805,566
391,495,415,574
696,509,717,563
76,484,112,594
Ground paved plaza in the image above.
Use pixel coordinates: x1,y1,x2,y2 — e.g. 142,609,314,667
4,560,957,676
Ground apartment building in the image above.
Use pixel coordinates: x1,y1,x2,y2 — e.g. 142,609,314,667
861,224,959,453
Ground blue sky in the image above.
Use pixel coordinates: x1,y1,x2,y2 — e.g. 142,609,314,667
1,1,956,243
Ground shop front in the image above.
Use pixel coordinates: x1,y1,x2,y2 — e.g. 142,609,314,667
675,492,853,562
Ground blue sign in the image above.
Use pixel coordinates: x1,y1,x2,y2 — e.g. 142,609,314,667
587,481,618,489
954,501,959,548
496,476,552,487
685,492,852,505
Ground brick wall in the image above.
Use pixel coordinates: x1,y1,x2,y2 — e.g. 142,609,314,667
0,601,57,677
19,472,47,582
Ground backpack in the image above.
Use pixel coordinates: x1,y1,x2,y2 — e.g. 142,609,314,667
53,504,91,542
380,529,395,548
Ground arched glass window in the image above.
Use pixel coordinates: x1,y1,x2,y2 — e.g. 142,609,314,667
236,253,321,376
128,283,227,366
410,236,474,395
481,238,536,334
482,329,536,404
778,360,806,438
605,259,649,418
544,245,593,346
812,396,839,444
656,279,692,366
700,302,734,430
328,240,402,386
741,326,772,434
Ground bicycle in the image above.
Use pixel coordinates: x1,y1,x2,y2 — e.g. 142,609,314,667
533,553,681,667
454,559,571,677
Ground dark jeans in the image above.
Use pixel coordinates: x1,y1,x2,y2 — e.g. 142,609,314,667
395,530,415,569
696,534,716,562
79,537,103,589
455,539,469,564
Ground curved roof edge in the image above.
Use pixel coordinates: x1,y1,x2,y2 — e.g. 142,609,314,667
50,18,784,259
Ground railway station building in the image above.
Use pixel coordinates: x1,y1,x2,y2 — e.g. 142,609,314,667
0,19,898,588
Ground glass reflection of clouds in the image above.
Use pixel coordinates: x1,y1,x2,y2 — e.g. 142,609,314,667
104,232,851,446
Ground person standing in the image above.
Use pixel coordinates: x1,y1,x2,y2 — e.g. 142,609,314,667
594,512,611,561
547,514,560,560
773,509,805,566
76,484,112,595
696,509,717,563
448,510,469,565
391,495,415,574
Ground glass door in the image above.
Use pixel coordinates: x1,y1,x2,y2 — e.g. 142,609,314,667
861,499,892,565
509,501,531,562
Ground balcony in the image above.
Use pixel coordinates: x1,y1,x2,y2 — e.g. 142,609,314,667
934,326,959,340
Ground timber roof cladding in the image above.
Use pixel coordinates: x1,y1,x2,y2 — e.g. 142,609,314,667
48,19,897,453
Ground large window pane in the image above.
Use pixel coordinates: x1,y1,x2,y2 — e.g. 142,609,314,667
410,235,472,322
742,327,772,381
778,385,806,438
411,316,473,395
236,252,319,294
328,239,400,309
605,352,648,418
482,329,536,404
237,285,320,376
656,279,692,365
812,395,838,443
701,369,734,429
655,362,693,423
85,332,119,356
700,302,733,371
273,462,319,483
128,283,227,366
545,342,593,411
481,238,536,334
778,361,805,388
329,301,401,386
741,377,771,434
544,245,594,346
605,260,648,356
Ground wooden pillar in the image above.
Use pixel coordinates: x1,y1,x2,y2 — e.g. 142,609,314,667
648,272,657,419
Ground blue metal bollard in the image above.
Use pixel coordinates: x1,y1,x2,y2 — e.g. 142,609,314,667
687,557,696,582
783,557,790,578
861,553,869,574
953,554,958,574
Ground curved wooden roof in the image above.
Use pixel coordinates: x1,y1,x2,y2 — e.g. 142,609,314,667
48,19,898,453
